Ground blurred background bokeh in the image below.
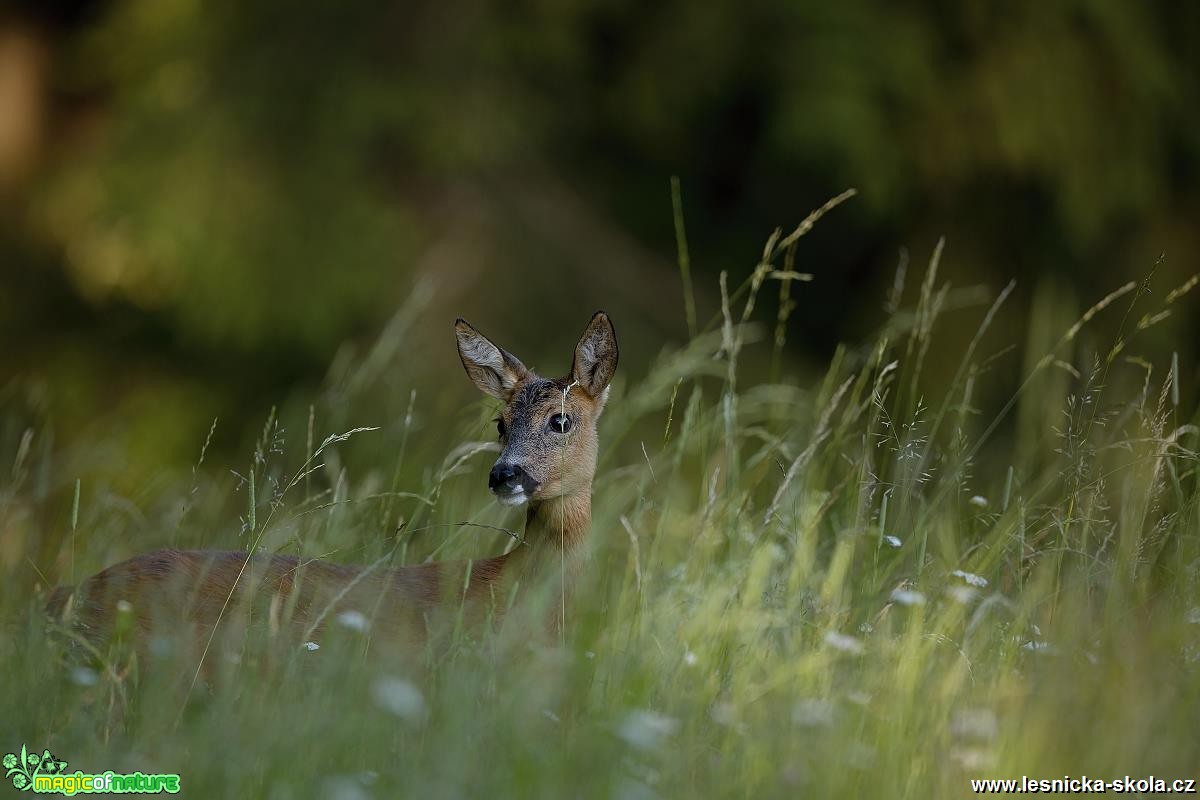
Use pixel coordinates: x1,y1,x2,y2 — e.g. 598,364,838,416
1,0,1197,488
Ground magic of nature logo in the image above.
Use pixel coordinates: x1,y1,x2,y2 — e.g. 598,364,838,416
4,745,180,795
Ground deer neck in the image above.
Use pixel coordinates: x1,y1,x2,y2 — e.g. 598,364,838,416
507,491,592,581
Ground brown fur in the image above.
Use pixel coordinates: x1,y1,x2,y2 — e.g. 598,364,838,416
45,312,617,662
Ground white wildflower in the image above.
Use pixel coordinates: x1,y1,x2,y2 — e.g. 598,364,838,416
371,677,427,723
950,708,998,740
69,666,98,686
951,569,988,588
890,588,926,606
792,698,835,727
618,710,679,750
968,495,988,508
884,535,902,548
302,641,320,652
336,610,370,632
951,747,996,770
823,631,865,654
947,585,978,604
321,776,371,800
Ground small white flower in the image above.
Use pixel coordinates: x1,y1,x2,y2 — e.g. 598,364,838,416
1022,640,1053,654
371,677,427,723
951,569,988,588
951,747,996,770
683,651,698,666
336,610,370,632
947,586,978,604
823,631,864,654
618,710,679,750
950,708,998,740
884,535,902,548
890,588,926,606
302,641,320,651
792,698,835,727
69,666,99,686
321,776,372,800
968,495,988,508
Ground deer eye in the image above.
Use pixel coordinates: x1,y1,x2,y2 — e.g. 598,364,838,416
495,417,506,438
549,413,572,434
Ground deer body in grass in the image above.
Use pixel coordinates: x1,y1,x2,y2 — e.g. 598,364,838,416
45,312,618,656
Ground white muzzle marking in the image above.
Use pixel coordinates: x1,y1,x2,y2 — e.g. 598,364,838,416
496,487,529,506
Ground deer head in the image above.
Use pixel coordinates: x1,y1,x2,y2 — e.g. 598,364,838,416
455,311,618,507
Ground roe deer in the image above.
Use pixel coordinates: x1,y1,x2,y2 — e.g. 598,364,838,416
45,311,618,660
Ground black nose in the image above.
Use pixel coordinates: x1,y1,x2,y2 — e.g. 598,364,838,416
489,462,527,492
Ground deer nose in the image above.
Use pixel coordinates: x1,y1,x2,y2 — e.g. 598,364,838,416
489,462,526,492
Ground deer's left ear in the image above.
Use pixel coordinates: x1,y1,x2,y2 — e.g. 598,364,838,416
571,311,618,400
455,319,530,401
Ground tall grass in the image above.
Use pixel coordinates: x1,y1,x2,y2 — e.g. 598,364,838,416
1,209,1198,799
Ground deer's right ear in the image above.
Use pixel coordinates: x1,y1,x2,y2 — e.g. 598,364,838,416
571,310,618,399
455,319,529,401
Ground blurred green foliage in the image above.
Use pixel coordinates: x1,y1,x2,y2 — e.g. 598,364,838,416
0,0,1197,473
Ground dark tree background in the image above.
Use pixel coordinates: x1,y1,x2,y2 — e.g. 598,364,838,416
1,0,1197,478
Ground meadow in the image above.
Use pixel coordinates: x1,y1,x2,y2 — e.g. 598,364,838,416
2,203,1198,799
